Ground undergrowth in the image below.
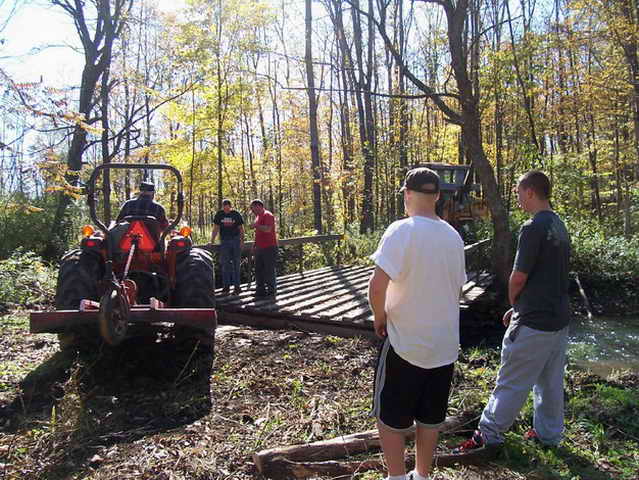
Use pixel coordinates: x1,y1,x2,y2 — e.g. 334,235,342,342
1,325,637,480
0,250,57,312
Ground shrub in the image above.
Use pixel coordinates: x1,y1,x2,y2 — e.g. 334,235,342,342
0,193,82,262
567,216,639,283
0,250,57,310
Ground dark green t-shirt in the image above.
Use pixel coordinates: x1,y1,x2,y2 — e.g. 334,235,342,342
512,210,571,331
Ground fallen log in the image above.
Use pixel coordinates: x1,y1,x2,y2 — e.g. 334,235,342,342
253,413,474,477
255,446,492,479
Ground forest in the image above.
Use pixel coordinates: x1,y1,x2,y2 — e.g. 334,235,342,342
1,2,639,479
0,0,637,277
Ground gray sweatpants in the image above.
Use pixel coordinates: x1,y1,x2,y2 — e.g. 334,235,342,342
479,322,569,446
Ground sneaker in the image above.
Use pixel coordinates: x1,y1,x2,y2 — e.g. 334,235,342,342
407,470,430,480
452,430,486,454
524,428,541,443
524,428,558,448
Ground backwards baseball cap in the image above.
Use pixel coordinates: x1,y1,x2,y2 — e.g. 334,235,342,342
399,167,440,194
139,181,155,192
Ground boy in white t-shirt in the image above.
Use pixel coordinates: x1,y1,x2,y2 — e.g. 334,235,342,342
368,167,467,480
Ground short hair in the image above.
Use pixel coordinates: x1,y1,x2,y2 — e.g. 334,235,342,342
250,199,264,208
222,199,232,206
518,170,551,199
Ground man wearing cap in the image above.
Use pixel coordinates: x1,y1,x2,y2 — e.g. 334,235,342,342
116,182,169,231
368,167,467,480
211,199,245,295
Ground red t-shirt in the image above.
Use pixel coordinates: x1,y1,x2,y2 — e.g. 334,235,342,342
254,210,277,248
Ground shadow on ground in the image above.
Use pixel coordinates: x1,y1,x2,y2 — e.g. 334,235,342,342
0,336,213,479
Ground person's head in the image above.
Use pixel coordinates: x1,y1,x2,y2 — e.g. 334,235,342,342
250,199,265,215
399,167,440,215
516,170,551,213
222,198,232,213
139,181,155,198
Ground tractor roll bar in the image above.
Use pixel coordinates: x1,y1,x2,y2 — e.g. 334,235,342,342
86,163,184,244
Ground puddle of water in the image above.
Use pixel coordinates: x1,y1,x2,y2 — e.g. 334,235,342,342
568,316,639,378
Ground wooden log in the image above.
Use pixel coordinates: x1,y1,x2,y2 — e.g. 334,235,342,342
253,414,473,477
255,444,490,479
217,310,377,340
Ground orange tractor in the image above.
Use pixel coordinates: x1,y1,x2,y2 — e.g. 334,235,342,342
30,163,216,355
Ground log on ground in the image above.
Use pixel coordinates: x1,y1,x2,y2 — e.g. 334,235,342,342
253,413,474,477
256,447,493,479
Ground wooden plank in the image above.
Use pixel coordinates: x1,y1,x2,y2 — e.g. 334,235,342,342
312,289,370,320
338,273,494,322
217,310,377,340
215,264,494,337
276,274,372,315
218,266,373,310
243,269,372,313
217,264,369,298
214,265,362,298
216,265,370,307
463,238,490,255
222,267,368,303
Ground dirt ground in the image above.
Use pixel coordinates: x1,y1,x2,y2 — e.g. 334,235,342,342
1,314,637,480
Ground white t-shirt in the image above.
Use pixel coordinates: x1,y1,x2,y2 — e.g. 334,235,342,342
370,216,467,369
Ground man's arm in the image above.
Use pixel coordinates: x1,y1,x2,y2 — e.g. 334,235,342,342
508,270,528,306
503,270,528,326
211,225,220,244
251,213,273,232
368,266,391,339
116,201,129,222
239,225,245,247
155,204,169,229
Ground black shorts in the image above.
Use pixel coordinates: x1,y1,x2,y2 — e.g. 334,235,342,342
371,339,454,432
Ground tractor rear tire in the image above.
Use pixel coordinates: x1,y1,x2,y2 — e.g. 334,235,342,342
54,249,102,349
173,247,215,308
173,248,216,366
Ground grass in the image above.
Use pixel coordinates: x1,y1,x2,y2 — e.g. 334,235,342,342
0,314,638,479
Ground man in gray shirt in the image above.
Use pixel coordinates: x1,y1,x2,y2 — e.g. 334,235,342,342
454,170,571,453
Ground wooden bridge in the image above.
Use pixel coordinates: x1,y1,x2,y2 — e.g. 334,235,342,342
214,239,494,340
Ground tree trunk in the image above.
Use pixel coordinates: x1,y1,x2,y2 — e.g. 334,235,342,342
305,0,323,233
44,0,133,260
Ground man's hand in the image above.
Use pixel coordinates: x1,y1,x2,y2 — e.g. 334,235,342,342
374,313,388,339
502,308,513,327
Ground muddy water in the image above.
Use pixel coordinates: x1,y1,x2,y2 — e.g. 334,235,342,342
568,315,639,377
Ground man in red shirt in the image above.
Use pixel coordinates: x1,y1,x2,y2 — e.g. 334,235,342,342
249,199,278,297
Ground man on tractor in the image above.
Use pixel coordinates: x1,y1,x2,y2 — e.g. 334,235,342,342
116,181,169,230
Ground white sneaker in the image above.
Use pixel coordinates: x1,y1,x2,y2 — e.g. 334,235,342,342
407,471,430,480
